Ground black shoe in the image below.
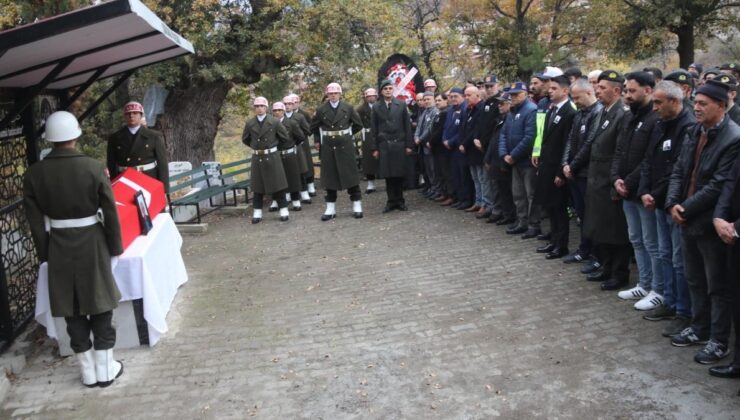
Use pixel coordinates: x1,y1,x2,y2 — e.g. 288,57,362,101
600,278,628,291
268,207,278,213
496,217,516,226
301,199,312,204
546,248,569,260
280,216,289,222
292,206,302,211
709,364,740,378
321,214,336,221
451,202,464,209
563,252,587,264
536,232,551,241
365,189,376,194
581,260,602,274
251,218,261,224
536,243,556,253
383,205,394,213
521,228,541,239
642,305,676,321
506,225,527,235
309,191,317,197
486,213,504,224
457,202,473,210
396,204,408,211
353,212,363,219
586,270,606,282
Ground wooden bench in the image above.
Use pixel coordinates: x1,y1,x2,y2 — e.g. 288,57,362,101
167,159,251,224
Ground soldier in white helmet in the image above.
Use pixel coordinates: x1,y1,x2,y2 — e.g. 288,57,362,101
283,95,313,204
356,88,379,193
310,82,365,220
24,111,124,388
292,94,318,196
242,97,291,224
424,79,438,94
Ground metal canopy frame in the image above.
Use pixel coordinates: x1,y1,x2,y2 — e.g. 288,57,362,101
0,0,194,351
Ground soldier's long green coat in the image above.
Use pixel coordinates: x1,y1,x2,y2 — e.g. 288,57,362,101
356,101,378,177
242,115,290,194
310,101,364,191
24,148,123,317
107,126,169,192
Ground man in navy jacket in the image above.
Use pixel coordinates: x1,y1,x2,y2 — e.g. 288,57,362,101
499,81,539,237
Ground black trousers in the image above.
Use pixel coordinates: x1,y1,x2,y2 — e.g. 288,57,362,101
253,190,287,209
451,151,474,205
683,233,732,344
598,243,631,282
547,199,570,249
433,153,454,197
729,243,740,365
65,310,116,353
491,166,516,219
385,177,405,206
568,176,594,257
326,185,361,202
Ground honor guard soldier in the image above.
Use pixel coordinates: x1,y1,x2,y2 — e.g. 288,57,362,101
292,94,318,196
423,79,437,93
283,95,313,203
107,101,169,191
310,82,365,221
357,88,379,193
24,111,124,388
271,101,307,211
242,97,291,224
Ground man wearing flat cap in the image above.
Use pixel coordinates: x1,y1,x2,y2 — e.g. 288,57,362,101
666,79,740,365
583,70,631,291
715,74,739,125
664,70,695,110
371,79,415,212
107,101,169,191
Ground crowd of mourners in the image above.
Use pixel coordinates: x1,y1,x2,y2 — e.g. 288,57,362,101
359,63,739,389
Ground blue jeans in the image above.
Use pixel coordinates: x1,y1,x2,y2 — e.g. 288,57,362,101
656,210,690,316
469,165,493,209
622,200,663,293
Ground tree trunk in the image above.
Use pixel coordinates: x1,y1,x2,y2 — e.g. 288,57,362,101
674,23,694,70
156,80,232,166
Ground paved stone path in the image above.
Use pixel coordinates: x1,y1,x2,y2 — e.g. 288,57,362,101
2,181,739,418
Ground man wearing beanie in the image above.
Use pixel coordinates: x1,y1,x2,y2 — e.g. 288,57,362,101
666,79,740,364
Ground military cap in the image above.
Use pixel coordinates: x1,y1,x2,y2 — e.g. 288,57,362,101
688,63,703,74
497,92,511,102
626,71,655,88
664,70,694,86
597,70,625,84
449,87,464,95
715,73,738,87
720,63,737,71
484,74,498,85
703,67,721,77
696,80,730,104
379,79,393,89
508,81,528,93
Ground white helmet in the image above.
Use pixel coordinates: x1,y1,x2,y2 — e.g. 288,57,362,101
326,83,342,94
44,111,81,142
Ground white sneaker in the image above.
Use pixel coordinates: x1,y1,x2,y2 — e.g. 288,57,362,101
617,286,648,301
634,290,664,311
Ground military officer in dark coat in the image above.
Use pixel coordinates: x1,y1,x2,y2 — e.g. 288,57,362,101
107,101,169,192
357,88,379,193
242,97,291,224
583,70,632,290
310,82,365,221
370,79,415,212
284,95,313,204
271,101,307,211
532,75,577,259
25,111,124,388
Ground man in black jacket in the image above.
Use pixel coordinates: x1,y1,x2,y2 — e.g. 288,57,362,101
638,81,696,335
532,75,577,259
429,93,453,203
709,153,740,386
611,72,663,306
666,80,740,365
460,86,490,217
484,92,516,225
562,79,602,266
474,75,502,220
